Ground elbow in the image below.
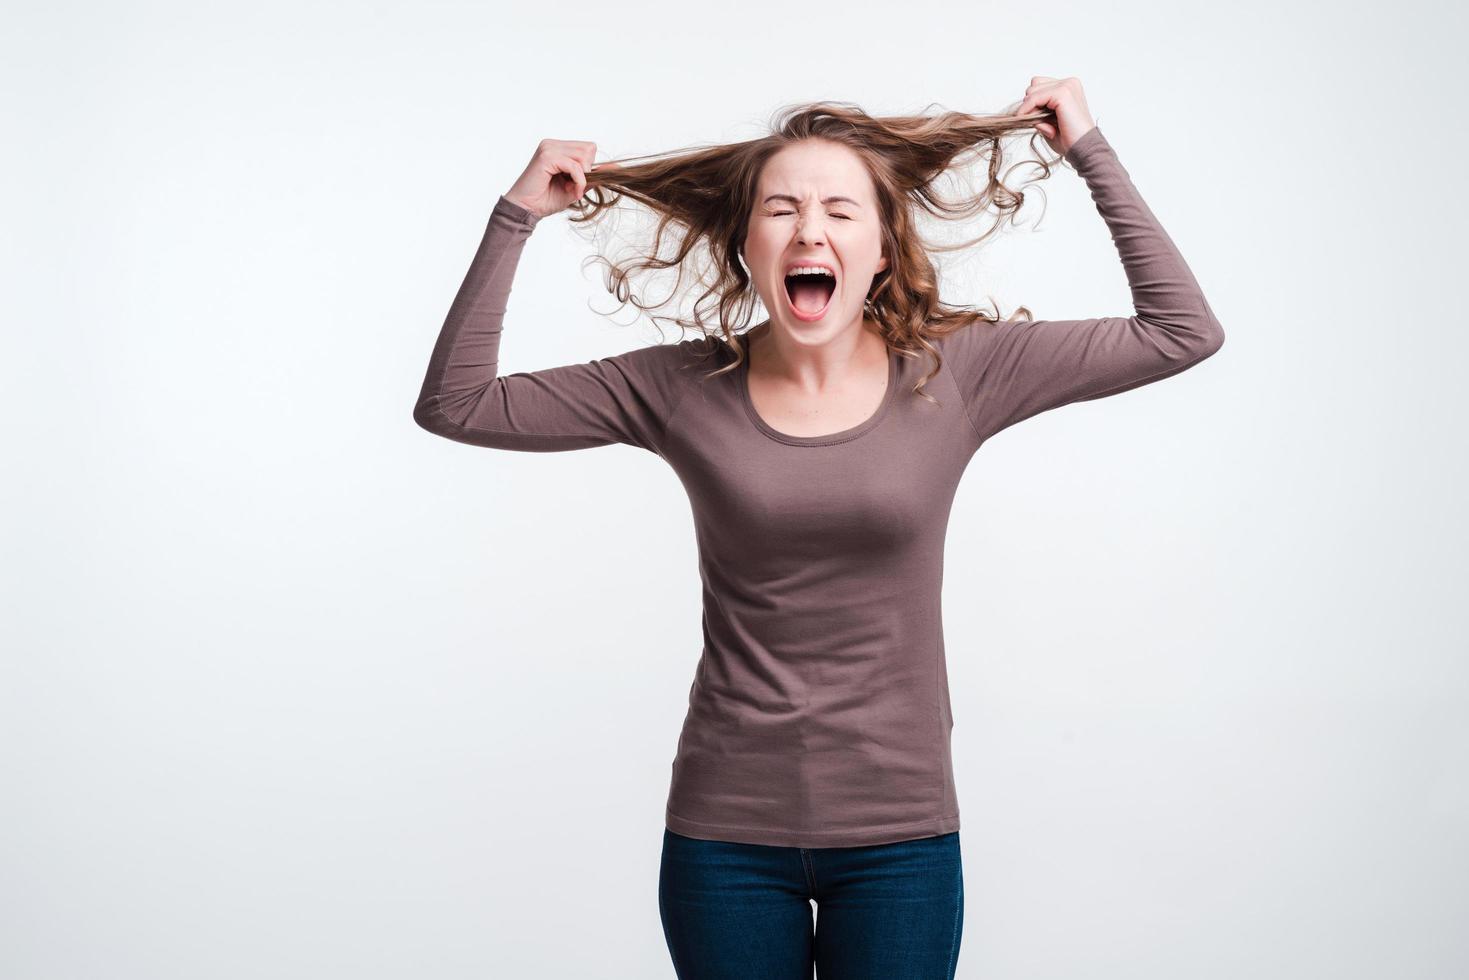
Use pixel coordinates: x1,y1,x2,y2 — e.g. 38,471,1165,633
1195,316,1226,361
1193,294,1226,360
413,398,448,437
1137,311,1225,363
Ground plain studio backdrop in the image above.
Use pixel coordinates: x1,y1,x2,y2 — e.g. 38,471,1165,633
4,0,1466,977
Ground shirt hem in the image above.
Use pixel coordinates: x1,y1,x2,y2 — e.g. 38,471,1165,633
664,807,961,849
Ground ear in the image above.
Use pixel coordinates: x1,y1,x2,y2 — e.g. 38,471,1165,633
876,253,889,273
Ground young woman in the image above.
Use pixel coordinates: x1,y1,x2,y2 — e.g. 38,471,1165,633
413,78,1224,980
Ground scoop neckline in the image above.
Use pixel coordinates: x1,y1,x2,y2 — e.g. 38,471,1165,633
737,331,900,447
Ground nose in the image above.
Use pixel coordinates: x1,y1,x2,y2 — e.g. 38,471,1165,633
795,214,826,247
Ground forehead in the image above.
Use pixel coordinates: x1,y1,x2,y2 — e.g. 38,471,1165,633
757,139,874,199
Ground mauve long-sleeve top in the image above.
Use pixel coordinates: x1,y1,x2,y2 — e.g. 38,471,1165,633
413,125,1225,848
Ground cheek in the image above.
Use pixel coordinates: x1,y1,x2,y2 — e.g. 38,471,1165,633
854,230,886,268
832,227,879,265
744,226,778,262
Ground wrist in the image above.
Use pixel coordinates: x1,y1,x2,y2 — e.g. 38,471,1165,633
497,193,543,224
1063,125,1105,165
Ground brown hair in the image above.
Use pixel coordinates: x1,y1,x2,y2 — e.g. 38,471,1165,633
569,100,1064,402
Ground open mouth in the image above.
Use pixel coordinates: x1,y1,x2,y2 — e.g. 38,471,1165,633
783,269,837,321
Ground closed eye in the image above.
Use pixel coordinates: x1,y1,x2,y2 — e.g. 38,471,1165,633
770,211,853,219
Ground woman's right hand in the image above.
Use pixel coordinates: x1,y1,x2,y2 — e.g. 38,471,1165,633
504,139,599,219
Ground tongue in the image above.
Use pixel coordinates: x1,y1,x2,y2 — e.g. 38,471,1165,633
791,280,834,315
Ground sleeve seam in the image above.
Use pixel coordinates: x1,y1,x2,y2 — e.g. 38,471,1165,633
937,336,987,447
421,403,616,445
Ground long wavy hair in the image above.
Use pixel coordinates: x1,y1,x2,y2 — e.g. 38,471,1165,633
569,100,1065,402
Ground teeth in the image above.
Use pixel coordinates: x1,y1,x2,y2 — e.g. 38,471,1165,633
786,266,835,278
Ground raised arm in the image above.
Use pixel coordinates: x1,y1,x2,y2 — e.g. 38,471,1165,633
942,124,1226,445
413,141,690,455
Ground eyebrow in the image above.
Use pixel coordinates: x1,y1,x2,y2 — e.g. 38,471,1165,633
762,194,863,207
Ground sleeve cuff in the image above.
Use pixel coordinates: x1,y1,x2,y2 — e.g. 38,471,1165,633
494,194,542,229
1062,125,1110,168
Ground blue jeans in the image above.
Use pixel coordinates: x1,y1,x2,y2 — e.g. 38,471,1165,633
658,827,964,979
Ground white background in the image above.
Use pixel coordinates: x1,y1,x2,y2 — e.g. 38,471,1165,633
4,0,1466,977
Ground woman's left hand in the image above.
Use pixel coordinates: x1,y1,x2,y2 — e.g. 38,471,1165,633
1014,76,1097,157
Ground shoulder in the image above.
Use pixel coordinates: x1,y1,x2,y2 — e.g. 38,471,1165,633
609,333,726,378
601,333,728,421
928,317,1012,375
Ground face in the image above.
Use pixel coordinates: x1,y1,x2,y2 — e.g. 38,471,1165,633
742,139,889,344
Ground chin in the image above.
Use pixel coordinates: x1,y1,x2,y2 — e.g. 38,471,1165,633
772,306,859,341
